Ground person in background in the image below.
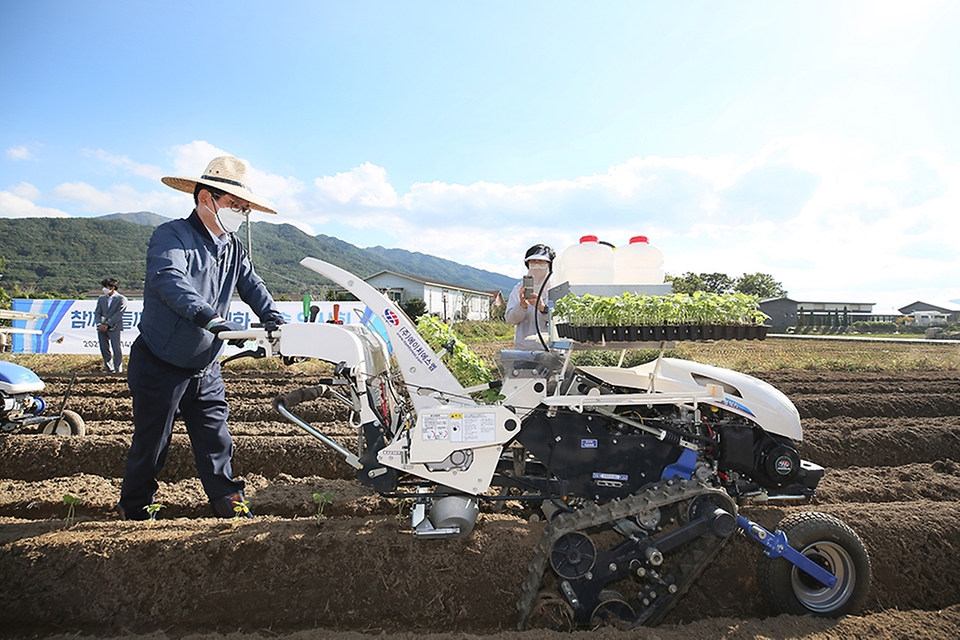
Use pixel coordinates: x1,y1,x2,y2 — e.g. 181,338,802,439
117,156,285,521
505,244,555,350
95,277,128,373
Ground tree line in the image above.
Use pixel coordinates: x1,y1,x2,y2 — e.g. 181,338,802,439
666,272,786,299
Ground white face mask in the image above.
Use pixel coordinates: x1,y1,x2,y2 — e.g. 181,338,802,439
205,201,246,235
102,287,111,294
528,263,549,283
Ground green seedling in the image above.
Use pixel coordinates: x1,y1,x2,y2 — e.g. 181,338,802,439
394,497,411,523
62,493,81,526
312,492,333,524
233,496,251,520
144,502,165,521
554,291,770,327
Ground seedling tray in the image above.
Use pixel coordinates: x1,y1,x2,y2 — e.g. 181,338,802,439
555,323,768,343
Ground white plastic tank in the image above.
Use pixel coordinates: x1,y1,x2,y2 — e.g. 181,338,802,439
557,235,615,285
613,235,665,284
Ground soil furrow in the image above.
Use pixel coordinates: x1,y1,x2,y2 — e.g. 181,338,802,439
4,367,960,639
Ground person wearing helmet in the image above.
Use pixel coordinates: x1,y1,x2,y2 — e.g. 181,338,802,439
505,244,555,350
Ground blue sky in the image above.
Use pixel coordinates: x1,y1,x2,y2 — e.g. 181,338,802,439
2,1,959,312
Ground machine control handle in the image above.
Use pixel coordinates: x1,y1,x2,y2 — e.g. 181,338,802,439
272,385,330,411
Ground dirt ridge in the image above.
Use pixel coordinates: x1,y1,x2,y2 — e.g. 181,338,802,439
2,368,960,638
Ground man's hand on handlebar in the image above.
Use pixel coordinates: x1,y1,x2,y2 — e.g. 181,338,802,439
205,317,247,347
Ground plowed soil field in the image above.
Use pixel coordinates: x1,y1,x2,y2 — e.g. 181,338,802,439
3,361,960,639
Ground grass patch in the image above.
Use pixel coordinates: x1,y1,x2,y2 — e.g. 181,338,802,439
451,320,514,342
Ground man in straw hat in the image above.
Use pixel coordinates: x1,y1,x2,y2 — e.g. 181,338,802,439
117,155,285,520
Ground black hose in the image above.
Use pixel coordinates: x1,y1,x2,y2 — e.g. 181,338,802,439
534,264,553,351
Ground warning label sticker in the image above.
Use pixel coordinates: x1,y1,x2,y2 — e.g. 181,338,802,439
421,413,449,441
422,412,496,443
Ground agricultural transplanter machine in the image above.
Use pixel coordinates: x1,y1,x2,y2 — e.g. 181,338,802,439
1,310,85,436
223,257,871,630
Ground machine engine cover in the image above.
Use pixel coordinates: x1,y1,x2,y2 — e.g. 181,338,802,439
0,361,45,395
517,411,682,500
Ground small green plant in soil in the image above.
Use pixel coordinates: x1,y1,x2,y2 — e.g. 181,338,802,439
312,492,333,524
62,493,81,526
394,497,411,523
144,502,165,521
233,496,251,520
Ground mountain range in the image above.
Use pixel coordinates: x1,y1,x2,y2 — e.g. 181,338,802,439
0,213,517,298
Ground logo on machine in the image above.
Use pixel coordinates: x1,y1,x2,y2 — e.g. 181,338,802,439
715,397,756,417
384,308,400,326
775,455,794,475
593,472,628,481
581,439,598,449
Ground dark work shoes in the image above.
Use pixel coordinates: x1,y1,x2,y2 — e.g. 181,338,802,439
116,503,150,521
211,492,253,519
117,493,254,520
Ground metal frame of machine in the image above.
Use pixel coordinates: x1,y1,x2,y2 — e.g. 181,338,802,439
220,257,871,629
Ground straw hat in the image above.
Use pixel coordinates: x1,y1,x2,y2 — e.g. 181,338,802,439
161,156,277,214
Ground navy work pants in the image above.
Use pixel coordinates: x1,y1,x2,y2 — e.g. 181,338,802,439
118,338,243,517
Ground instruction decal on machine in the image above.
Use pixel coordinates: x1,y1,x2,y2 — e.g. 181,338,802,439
396,326,438,372
593,472,629,482
422,412,497,443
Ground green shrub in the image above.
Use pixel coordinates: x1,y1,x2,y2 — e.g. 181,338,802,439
416,315,494,387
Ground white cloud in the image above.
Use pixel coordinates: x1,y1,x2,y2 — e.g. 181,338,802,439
315,162,399,207
169,140,227,176
49,181,181,217
85,149,163,180
5,137,959,311
6,146,32,160
11,182,41,200
0,184,70,218
262,138,960,313
165,141,307,223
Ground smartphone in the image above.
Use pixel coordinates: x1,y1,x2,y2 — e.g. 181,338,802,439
523,274,535,298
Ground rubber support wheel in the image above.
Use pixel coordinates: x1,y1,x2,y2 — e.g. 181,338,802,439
590,589,635,630
41,409,86,436
756,511,871,617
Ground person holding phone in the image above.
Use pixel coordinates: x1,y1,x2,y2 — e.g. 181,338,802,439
505,244,555,350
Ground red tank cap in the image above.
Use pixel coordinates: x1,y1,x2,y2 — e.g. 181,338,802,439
580,235,599,243
629,236,650,244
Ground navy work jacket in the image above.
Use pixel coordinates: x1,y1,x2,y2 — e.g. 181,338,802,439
138,210,283,371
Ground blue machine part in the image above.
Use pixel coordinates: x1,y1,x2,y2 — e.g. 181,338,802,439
0,360,45,394
661,447,698,481
737,514,838,589
360,306,393,354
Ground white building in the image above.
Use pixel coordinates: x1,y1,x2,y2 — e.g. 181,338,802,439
364,271,493,322
898,301,960,325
